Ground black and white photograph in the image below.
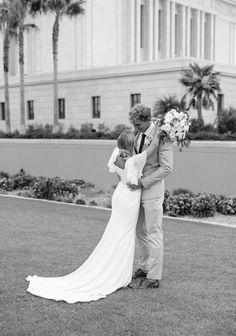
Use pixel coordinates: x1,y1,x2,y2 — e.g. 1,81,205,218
0,0,235,335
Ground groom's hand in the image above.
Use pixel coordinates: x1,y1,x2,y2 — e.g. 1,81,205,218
127,179,142,191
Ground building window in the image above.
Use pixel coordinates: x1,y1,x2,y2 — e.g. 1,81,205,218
27,100,34,120
217,93,224,116
131,94,141,107
58,98,65,119
0,102,5,121
92,96,101,118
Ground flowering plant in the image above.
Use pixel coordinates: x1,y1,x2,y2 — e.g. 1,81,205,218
154,109,191,149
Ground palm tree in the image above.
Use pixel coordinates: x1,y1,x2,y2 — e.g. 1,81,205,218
179,62,221,122
6,0,38,134
31,0,84,131
153,94,186,118
0,0,17,133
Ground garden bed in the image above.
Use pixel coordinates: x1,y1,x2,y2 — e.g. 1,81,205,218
0,170,235,227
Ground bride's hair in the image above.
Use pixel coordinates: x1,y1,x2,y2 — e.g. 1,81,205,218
117,130,135,152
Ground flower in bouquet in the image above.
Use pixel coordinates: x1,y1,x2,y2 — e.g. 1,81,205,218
155,109,191,149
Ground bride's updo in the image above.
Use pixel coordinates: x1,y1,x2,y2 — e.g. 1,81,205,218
117,130,135,155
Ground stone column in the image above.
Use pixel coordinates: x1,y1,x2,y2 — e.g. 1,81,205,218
200,11,205,59
85,0,93,67
165,0,170,58
130,0,136,62
154,0,159,60
170,1,176,58
116,0,123,64
210,14,215,61
136,0,141,62
196,9,201,59
186,6,191,58
180,5,186,57
148,0,154,61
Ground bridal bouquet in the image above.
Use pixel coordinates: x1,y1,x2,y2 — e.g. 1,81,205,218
154,109,191,149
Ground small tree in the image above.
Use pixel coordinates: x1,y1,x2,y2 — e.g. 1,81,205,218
179,63,221,122
0,0,18,133
31,0,84,131
6,0,38,134
153,94,186,118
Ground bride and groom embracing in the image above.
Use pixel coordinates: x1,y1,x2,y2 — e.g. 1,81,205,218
26,104,173,303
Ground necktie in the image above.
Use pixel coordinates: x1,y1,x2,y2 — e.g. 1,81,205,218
138,133,146,153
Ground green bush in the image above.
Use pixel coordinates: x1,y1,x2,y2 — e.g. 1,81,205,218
0,177,14,191
110,124,130,139
16,188,35,198
191,193,216,217
0,171,9,179
167,194,193,216
11,169,36,189
217,197,236,215
172,188,194,196
75,198,86,205
217,108,236,134
189,119,216,133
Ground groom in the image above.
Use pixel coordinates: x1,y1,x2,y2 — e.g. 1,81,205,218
127,104,173,289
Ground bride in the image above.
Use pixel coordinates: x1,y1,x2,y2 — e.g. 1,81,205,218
26,126,160,303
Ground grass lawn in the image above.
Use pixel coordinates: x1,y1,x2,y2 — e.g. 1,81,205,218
0,196,235,336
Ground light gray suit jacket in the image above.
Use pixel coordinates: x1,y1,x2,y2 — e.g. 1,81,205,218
140,138,173,200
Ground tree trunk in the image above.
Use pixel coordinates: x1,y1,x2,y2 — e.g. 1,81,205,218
3,28,11,133
52,14,59,132
19,25,26,134
197,96,203,122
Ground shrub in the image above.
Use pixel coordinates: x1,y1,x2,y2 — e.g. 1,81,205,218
11,169,36,189
172,188,194,196
0,171,9,179
96,123,111,139
54,195,74,203
75,198,86,205
79,123,97,139
167,194,193,216
189,118,205,133
217,108,236,134
191,193,216,217
0,177,14,191
65,125,80,139
31,177,55,200
217,197,236,215
89,200,98,206
110,124,130,139
16,188,35,198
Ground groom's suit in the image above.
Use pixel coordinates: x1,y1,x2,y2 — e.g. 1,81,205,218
135,123,173,280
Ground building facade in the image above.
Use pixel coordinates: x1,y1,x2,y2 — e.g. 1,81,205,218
0,0,236,131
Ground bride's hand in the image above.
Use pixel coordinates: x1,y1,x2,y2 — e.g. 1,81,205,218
114,150,131,169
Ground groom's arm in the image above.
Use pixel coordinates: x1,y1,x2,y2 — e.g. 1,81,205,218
141,141,173,190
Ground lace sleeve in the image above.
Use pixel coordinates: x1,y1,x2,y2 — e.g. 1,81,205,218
107,147,120,173
126,151,147,185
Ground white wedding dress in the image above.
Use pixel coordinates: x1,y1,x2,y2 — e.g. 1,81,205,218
26,148,147,303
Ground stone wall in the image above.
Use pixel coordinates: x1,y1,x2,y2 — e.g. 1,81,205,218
1,139,235,196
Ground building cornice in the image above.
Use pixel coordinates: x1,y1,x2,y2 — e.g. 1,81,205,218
0,58,236,90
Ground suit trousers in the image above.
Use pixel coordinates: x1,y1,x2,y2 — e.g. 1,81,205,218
136,180,164,280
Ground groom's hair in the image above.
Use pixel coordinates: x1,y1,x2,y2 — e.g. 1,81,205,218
117,130,135,151
129,103,151,123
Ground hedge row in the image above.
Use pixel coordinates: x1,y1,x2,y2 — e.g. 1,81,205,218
0,122,236,140
1,171,236,217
